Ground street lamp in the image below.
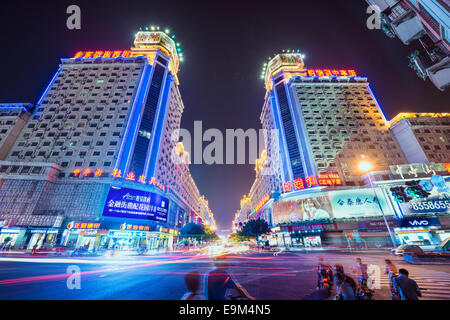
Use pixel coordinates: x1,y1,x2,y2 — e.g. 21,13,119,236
359,159,397,248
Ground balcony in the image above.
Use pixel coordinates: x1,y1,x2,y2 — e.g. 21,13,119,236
391,14,425,44
366,0,402,13
427,56,450,91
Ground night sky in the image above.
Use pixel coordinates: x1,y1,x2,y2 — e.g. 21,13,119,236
1,1,448,232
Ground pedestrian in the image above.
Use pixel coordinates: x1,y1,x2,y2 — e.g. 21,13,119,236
334,272,356,300
32,243,38,254
181,271,204,300
204,255,255,300
384,259,399,300
352,258,368,289
393,269,422,300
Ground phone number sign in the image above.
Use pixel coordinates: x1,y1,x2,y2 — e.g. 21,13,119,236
400,199,450,214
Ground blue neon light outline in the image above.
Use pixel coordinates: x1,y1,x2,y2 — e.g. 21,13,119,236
270,90,294,182
145,72,173,178
285,79,315,178
114,63,153,172
36,66,61,106
123,64,155,173
368,85,389,124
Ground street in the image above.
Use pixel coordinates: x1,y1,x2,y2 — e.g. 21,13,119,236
0,247,449,300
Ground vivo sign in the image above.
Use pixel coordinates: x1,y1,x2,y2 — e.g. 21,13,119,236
408,220,429,226
399,217,440,228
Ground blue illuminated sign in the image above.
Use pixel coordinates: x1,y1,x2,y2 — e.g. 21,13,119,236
102,186,169,222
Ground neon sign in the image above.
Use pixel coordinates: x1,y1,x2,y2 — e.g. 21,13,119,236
120,223,150,231
255,194,270,212
72,50,131,59
71,168,103,178
67,222,101,230
301,69,357,77
283,174,342,193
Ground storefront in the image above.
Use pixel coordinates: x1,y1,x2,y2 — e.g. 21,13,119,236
105,230,149,250
61,221,105,250
284,223,338,247
0,227,23,248
356,219,399,247
394,217,441,245
26,228,59,250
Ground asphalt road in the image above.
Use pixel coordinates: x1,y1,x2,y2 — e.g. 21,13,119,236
0,249,449,300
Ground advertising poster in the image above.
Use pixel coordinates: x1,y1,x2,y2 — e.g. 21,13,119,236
176,206,186,228
272,194,333,225
102,186,169,222
398,177,450,216
329,189,389,218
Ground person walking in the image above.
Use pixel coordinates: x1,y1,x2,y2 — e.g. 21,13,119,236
333,265,356,300
384,259,399,300
204,255,255,300
181,271,204,300
393,269,422,300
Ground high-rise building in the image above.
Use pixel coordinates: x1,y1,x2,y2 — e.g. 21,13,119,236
0,29,215,250
261,53,407,187
0,103,33,160
389,112,450,163
366,0,449,90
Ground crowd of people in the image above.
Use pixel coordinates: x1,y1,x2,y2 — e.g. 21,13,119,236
316,257,422,300
180,254,422,300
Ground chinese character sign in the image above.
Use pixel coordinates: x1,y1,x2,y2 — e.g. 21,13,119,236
328,189,389,219
299,69,357,78
72,50,131,59
102,186,169,222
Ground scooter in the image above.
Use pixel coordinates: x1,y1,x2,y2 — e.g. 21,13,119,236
355,277,374,300
317,268,334,295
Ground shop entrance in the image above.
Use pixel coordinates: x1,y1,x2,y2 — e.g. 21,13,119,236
303,236,322,247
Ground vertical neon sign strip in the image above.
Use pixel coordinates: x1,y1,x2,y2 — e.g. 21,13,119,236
145,72,173,178
114,63,153,172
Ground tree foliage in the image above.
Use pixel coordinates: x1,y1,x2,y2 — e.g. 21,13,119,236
179,223,219,241
239,219,270,238
179,222,205,237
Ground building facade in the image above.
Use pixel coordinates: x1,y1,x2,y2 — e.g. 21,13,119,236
0,103,33,160
389,113,450,163
366,0,449,90
235,52,449,248
0,29,215,251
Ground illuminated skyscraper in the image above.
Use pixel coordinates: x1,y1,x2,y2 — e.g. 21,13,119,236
0,29,215,249
260,53,408,187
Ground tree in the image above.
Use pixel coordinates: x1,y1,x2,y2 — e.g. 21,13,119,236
228,232,247,242
240,219,270,238
179,223,205,238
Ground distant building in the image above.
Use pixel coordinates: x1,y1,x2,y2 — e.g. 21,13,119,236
366,0,449,90
0,103,33,160
389,112,450,163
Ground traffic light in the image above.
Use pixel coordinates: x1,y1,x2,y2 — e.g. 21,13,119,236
405,180,431,199
390,186,413,203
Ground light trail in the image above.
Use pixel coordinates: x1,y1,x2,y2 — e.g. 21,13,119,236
0,251,239,286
